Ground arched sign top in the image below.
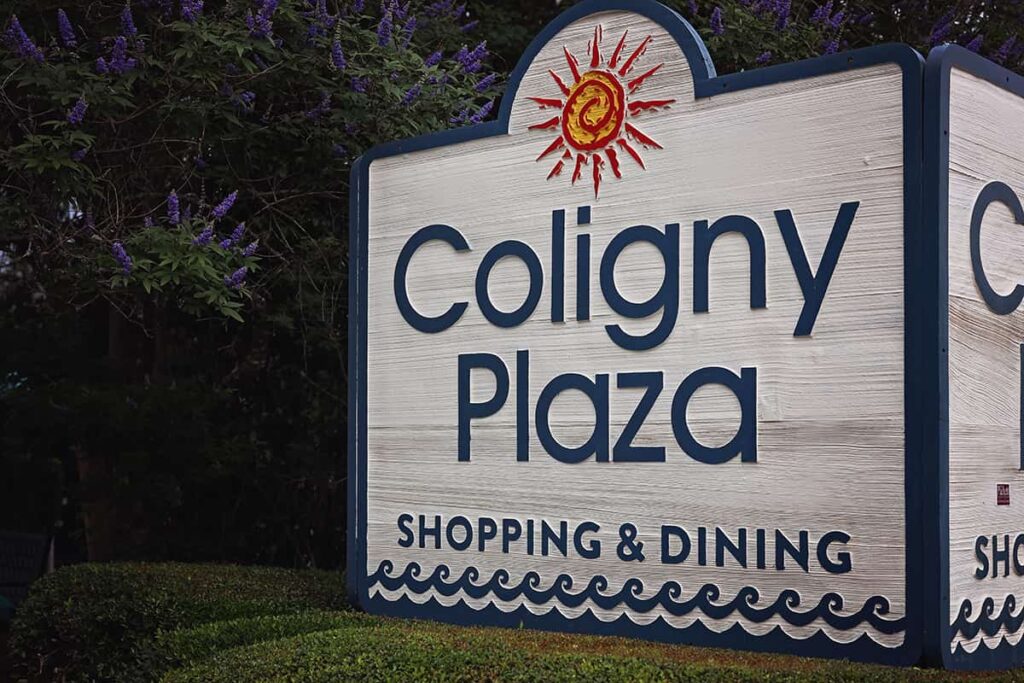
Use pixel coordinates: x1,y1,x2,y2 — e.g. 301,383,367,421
500,0,716,127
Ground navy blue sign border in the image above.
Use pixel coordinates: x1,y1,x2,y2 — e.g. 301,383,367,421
924,44,1024,671
349,0,926,666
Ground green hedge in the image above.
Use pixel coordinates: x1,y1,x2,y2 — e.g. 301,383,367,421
151,610,369,676
9,562,346,682
159,620,961,683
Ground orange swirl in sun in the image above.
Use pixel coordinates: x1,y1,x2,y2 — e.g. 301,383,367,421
561,70,625,152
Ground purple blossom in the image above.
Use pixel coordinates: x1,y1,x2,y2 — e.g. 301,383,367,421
469,99,493,124
57,9,77,48
828,10,845,29
181,0,204,23
5,15,44,62
246,0,278,38
353,0,366,11
211,190,238,219
377,8,393,46
144,216,154,228
755,50,772,65
183,204,192,221
710,6,724,35
71,147,88,161
96,57,108,73
229,222,246,244
105,36,137,74
121,4,137,37
995,36,1017,64
401,16,416,48
930,13,953,46
331,40,346,70
237,90,256,110
332,143,348,157
167,190,180,225
450,105,469,125
460,20,478,32
242,240,259,257
475,72,497,92
192,225,214,246
425,50,442,67
351,75,370,93
821,38,839,55
67,97,88,126
857,12,875,25
455,41,486,73
810,1,832,24
112,241,133,275
224,266,248,288
966,34,983,53
401,84,421,105
774,0,790,31
688,0,698,16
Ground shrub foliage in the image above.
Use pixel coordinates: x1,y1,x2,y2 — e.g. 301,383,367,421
8,562,346,681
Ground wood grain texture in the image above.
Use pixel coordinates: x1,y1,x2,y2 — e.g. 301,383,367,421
365,10,906,645
947,67,1024,654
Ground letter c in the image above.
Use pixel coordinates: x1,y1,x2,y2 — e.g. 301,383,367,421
394,224,471,332
971,181,1024,315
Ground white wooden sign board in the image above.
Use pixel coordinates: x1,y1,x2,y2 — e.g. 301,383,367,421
348,0,1024,670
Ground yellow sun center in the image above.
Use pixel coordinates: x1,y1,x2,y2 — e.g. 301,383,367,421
561,70,626,152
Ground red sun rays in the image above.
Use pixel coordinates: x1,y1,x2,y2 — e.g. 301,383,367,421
529,26,675,197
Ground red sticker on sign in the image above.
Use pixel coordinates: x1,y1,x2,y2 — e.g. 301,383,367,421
998,484,1010,505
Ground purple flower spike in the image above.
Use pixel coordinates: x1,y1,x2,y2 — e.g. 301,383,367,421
331,40,346,70
144,216,154,228
167,190,180,225
995,36,1017,64
401,84,421,105
212,191,238,219
710,7,724,35
377,9,393,46
67,97,88,126
57,9,77,48
121,4,137,37
425,50,442,67
810,1,832,24
181,0,203,23
353,0,366,11
5,15,44,62
475,73,497,92
243,240,259,257
930,13,953,46
827,10,845,29
112,241,133,275
966,35,983,53
755,50,772,65
229,222,246,244
469,99,493,124
192,225,214,246
96,57,109,73
71,148,88,161
351,76,369,93
224,266,248,289
821,38,839,55
107,36,137,74
774,0,790,31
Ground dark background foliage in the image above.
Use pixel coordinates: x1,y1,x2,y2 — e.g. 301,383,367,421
2,0,1021,570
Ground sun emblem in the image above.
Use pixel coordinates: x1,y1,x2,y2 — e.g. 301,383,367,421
529,26,676,197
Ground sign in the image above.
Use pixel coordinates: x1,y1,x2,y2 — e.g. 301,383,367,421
931,45,1024,671
348,0,1024,671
